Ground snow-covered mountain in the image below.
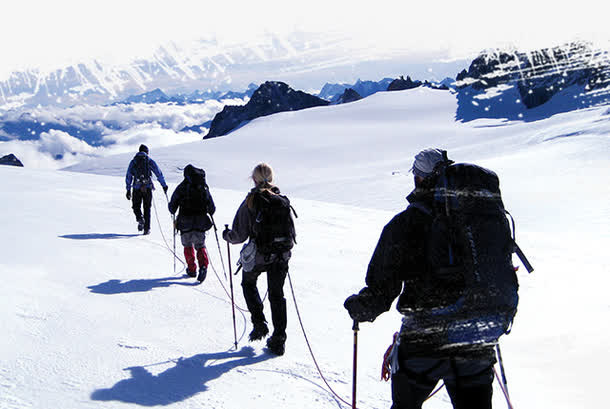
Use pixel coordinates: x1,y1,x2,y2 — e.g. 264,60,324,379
0,32,466,111
2,85,609,409
455,41,610,121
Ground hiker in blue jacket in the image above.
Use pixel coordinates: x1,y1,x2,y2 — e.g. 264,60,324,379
125,144,168,235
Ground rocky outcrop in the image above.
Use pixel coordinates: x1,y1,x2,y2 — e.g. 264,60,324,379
422,80,449,90
204,81,329,139
387,76,422,91
333,88,362,104
0,153,24,167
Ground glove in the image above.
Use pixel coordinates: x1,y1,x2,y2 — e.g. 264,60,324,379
163,185,168,194
126,190,131,200
344,294,376,323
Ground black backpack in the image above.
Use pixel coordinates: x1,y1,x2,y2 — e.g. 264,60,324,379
184,166,210,212
132,154,151,186
252,190,297,255
421,156,531,347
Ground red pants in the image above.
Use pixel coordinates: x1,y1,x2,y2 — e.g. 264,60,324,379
184,246,209,273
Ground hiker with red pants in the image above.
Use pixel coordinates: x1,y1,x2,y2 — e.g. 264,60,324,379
168,164,216,282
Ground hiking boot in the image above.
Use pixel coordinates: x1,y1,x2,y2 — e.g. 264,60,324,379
143,229,150,235
197,266,207,283
266,333,286,356
137,219,144,231
248,322,269,342
186,269,197,278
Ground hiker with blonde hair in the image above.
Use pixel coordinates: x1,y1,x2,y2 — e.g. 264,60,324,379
223,163,297,355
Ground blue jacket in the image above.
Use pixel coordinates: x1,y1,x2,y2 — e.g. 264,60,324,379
125,152,167,191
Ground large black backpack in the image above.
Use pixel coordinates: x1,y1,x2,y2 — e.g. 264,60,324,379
420,158,529,348
252,190,297,255
184,166,210,212
132,154,151,187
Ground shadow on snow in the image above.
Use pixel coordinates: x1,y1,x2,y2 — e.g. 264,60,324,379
455,84,610,123
88,276,197,294
91,346,274,406
59,233,141,240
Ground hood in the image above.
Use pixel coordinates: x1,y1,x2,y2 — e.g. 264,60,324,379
183,164,195,179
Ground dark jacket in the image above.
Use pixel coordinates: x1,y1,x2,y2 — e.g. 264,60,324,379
168,165,216,232
224,186,290,265
350,188,435,320
125,152,167,191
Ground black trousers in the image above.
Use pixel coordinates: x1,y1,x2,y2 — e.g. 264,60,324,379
391,345,495,409
132,188,152,231
241,259,288,336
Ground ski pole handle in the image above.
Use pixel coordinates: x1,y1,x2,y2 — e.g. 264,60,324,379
210,214,218,231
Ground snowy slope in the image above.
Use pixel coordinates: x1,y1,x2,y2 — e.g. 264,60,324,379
2,88,609,409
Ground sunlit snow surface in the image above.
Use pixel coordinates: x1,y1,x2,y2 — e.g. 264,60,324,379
1,87,609,409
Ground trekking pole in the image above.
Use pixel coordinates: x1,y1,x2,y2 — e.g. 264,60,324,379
495,344,514,409
210,215,227,279
352,320,359,409
225,224,238,350
172,213,176,274
164,191,177,274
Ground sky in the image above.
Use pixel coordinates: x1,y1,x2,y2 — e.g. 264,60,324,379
1,0,608,78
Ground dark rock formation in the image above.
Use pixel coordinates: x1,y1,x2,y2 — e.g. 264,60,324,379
204,81,329,139
333,88,362,104
422,80,449,90
181,120,213,134
387,76,422,91
0,153,24,167
456,42,610,109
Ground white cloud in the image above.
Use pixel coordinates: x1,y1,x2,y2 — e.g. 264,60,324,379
0,124,203,169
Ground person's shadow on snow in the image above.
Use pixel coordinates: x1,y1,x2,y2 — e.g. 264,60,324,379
91,346,273,405
88,276,197,294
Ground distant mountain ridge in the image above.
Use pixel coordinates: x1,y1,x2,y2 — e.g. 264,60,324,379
0,33,358,110
318,78,394,101
120,84,258,105
0,32,464,111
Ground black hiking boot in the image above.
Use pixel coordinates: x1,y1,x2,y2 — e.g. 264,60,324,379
197,266,207,283
266,333,286,356
137,219,144,231
248,322,269,342
143,229,150,235
186,269,197,278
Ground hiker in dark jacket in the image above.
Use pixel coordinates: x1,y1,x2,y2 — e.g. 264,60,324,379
125,144,168,235
168,164,216,282
344,148,497,409
223,163,291,356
